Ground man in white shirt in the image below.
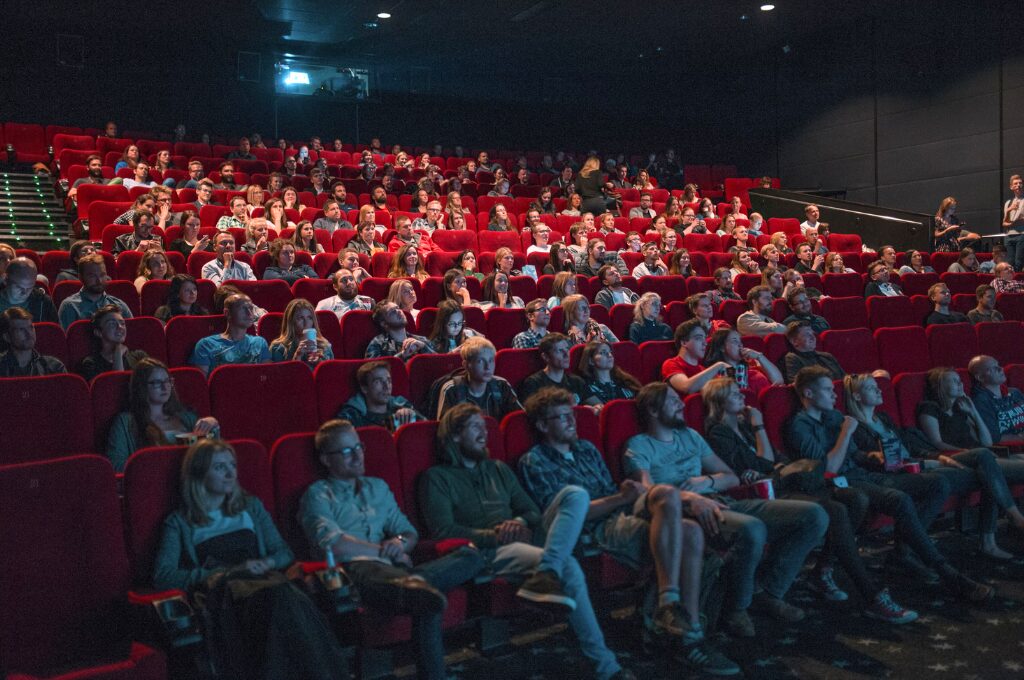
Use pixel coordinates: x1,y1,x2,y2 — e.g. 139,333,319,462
315,268,374,319
1003,174,1024,272
736,286,786,337
201,232,256,285
799,204,821,235
122,161,157,191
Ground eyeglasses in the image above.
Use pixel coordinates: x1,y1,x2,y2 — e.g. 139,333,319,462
323,442,365,459
542,411,576,424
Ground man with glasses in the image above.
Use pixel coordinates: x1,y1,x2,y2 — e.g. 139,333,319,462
201,232,255,285
189,292,268,375
435,337,520,420
512,298,551,349
864,260,904,297
313,199,352,233
176,160,204,190
192,179,217,213
315,268,373,320
517,333,594,407
412,200,445,234
301,419,483,680
112,209,160,255
215,196,250,232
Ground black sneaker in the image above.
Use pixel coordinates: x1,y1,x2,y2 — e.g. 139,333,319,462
516,570,576,612
680,638,742,677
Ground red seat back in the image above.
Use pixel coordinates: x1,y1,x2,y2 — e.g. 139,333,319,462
819,328,880,375
165,314,224,367
819,296,868,331
313,357,410,423
975,321,1024,365
892,372,928,427
867,295,914,330
0,374,93,463
209,362,317,446
500,405,600,470
927,323,978,368
406,352,465,412
32,322,68,365
599,399,641,482
821,273,863,298
760,383,801,453
874,326,930,375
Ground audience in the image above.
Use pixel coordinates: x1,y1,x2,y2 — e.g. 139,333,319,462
628,292,671,343
365,300,434,360
201,232,256,285
389,244,430,284
189,293,269,375
991,262,1024,294
269,298,333,366
707,268,740,306
133,250,173,294
924,283,968,325
112,210,159,255
337,361,422,430
435,337,520,420
262,238,316,283
511,298,551,349
736,286,786,337
781,287,829,334
291,221,325,255
77,304,148,380
0,257,57,322
967,284,1003,324
58,254,134,329
662,319,730,394
428,299,482,353
969,355,1024,444
864,260,904,297
547,270,578,308
0,307,66,376
479,272,525,310
897,250,934,275
154,274,208,322
594,264,639,309
562,294,617,344
704,327,783,392
518,333,594,406
576,340,642,403
946,247,979,273
782,321,846,383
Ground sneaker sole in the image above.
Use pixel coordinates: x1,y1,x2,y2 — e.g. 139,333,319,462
865,609,919,625
516,588,577,612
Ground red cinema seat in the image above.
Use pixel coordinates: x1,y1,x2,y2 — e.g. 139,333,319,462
996,293,1024,321
637,276,688,304
719,299,747,328
164,314,225,367
406,352,466,413
500,406,600,470
65,315,167,370
599,399,642,482
639,340,676,384
485,307,529,348
478,230,523,254
733,273,762,299
495,347,544,393
32,322,68,365
826,233,862,252
431,230,477,252
874,326,930,375
425,251,458,277
760,384,801,453
123,440,273,587
821,273,863,298
893,372,928,427
291,277,335,305
210,362,317,446
899,272,940,297
140,278,215,316
360,276,417,302
867,295,914,330
608,303,635,341
338,309,379,358
819,296,869,331
819,328,880,375
975,321,1024,365
0,374,93,463
3,122,49,163
767,217,801,237
927,323,978,368
940,272,981,295
0,455,167,680
683,234,724,253
40,250,72,285
314,357,409,423
227,279,294,313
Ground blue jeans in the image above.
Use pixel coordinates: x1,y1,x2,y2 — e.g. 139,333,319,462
936,450,1024,533
490,485,622,680
715,498,829,610
1006,234,1024,272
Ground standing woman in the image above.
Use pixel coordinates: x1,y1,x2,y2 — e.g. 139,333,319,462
269,298,333,366
574,156,614,216
152,439,350,679
933,197,980,252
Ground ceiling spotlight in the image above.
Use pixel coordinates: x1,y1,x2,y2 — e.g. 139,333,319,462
740,14,749,20
377,12,391,19
760,4,775,10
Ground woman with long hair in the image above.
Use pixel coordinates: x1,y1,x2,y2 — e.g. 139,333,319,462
782,269,823,299
152,439,349,678
697,197,716,221
263,238,317,283
168,211,211,258
668,249,695,277
282,187,304,213
898,250,935,275
291,220,325,255
479,272,524,310
761,266,785,299
428,299,482,353
269,298,333,365
770,231,793,255
114,145,140,172
823,252,855,274
241,218,270,255
933,197,980,252
703,328,783,392
560,192,583,217
546,270,578,308
533,187,558,215
487,203,514,232
493,247,522,277
729,250,760,280
576,340,642,404
134,250,175,294
544,243,577,275
441,269,475,306
245,184,265,214
106,358,219,471
632,169,654,191
386,278,419,321
445,191,470,221
575,155,614,216
388,244,429,283
155,274,208,322
456,250,484,281
263,198,289,232
562,293,617,345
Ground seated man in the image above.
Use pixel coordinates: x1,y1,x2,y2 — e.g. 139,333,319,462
511,298,551,349
177,160,204,190
201,232,256,285
625,383,829,637
192,179,217,212
800,204,822,235
782,320,845,383
312,200,353,234
576,238,628,277
337,249,372,284
924,283,968,325
593,264,639,309
967,284,1004,324
412,200,445,234
189,293,269,375
785,366,992,601
781,287,829,334
329,181,357,212
420,404,633,680
112,209,160,255
300,419,484,680
121,161,157,192
213,161,244,191
0,257,57,323
77,304,148,381
0,307,66,376
55,240,97,283
67,154,106,201
864,260,904,297
388,215,439,258
628,193,657,220
315,268,373,320
793,243,823,275
225,137,256,161
518,333,594,407
518,388,739,675
969,354,1024,444
365,300,435,360
435,337,520,420
57,253,133,329
215,196,249,232
337,361,422,430
705,267,741,306
735,286,786,337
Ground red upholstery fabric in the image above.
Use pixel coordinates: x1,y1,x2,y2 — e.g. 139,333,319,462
485,307,528,348
867,296,914,330
494,347,544,393
819,328,880,375
337,309,379,359
500,405,599,470
313,357,410,423
892,372,928,428
926,323,979,369
164,314,223,367
874,326,930,375
209,362,317,445
975,321,1024,364
638,340,675,384
760,384,800,453
819,296,869,331
228,280,294,313
0,374,93,463
599,399,641,482
406,352,465,412
33,322,69,365
821,273,863,298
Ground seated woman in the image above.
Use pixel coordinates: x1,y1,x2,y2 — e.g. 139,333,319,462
152,439,349,678
263,238,316,284
823,252,855,274
560,192,582,217
576,339,642,404
291,220,325,255
447,211,469,232
134,250,175,294
78,304,149,381
646,215,668,238
155,274,209,322
348,219,386,256
703,327,783,394
533,188,558,215
455,249,484,281
703,377,917,623
106,358,219,472
445,191,471,221
761,266,785,299
687,292,731,335
760,243,787,272
244,184,265,215
167,211,211,259
263,198,291,233
566,222,592,260
717,214,738,239
562,293,617,345
898,250,935,275
281,186,306,213
387,278,420,321
770,231,794,255
526,222,553,255
782,269,823,299
269,298,333,366
388,244,430,283
428,299,483,353
543,243,576,275
546,270,578,309
240,218,270,256
914,368,1024,559
441,269,475,306
668,248,695,277
946,247,980,273
478,271,524,310
487,204,514,232
659,228,679,256
493,246,523,277
629,292,672,343
729,249,760,281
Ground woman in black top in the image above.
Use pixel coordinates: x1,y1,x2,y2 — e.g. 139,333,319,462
575,340,641,404
573,156,614,216
702,377,917,623
543,243,576,275
168,211,211,260
155,274,208,322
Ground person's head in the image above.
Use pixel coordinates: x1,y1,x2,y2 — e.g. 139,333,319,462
770,231,789,250
561,294,591,328
842,373,886,425
975,284,996,310
196,179,214,202
937,196,957,218
673,318,707,357
246,218,269,245
426,200,443,222
992,243,1008,264
387,279,417,311
746,285,773,314
316,419,365,481
460,336,496,384
879,246,897,266
928,282,951,308
762,266,783,293
264,198,285,223
278,298,321,348
795,243,813,265
904,250,924,270
538,332,571,371
372,299,408,332
138,250,172,281
702,377,746,427
957,247,978,270
355,361,394,407
131,208,154,238
0,307,35,352
213,231,236,258
104,121,118,137
166,273,198,310
438,269,466,303
634,292,663,324
78,253,109,296
187,160,204,181
457,249,477,272
494,247,516,275
524,387,578,444
925,367,965,406
218,162,234,181
687,293,714,321
263,239,294,271
598,264,621,289
804,204,820,222
91,304,126,350
639,193,653,210
551,270,577,299
581,212,595,231
394,244,421,274
794,365,836,411
967,355,1005,389
438,402,489,464
713,267,733,292
867,260,890,283
730,196,744,212
524,298,551,330
660,228,677,251
733,224,749,244
586,238,607,265
69,239,98,265
786,320,817,353
1,258,38,304
84,154,103,177
431,299,467,345
489,203,508,223
128,357,183,422
224,293,257,330
293,220,316,249
637,382,686,432
994,261,1015,281
823,252,846,273
180,439,246,525
395,215,413,239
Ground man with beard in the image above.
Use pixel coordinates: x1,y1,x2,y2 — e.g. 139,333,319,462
213,161,245,191
57,253,133,329
68,154,106,201
189,293,269,375
365,300,434,360
315,268,373,320
0,258,57,323
0,308,66,376
329,181,356,211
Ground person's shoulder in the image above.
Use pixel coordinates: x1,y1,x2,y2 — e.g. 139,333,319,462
625,432,653,450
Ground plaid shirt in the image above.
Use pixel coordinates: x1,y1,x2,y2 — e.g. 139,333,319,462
518,440,617,511
365,332,435,360
511,327,547,349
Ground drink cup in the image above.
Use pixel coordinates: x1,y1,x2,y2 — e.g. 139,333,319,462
751,479,775,500
900,462,921,474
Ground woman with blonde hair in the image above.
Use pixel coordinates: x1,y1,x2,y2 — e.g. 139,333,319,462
933,196,980,252
388,244,429,283
269,298,333,365
824,252,855,274
575,155,614,216
245,184,265,214
445,191,471,220
241,218,270,255
770,231,793,255
628,292,671,343
133,250,175,294
562,293,617,345
546,270,578,308
386,278,419,321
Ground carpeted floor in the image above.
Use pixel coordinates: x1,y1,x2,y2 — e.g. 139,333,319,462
403,521,1024,679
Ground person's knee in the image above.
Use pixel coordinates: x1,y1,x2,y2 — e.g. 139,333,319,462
804,503,830,536
555,484,590,512
649,484,681,516
737,515,767,550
